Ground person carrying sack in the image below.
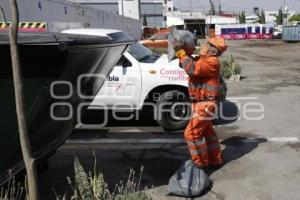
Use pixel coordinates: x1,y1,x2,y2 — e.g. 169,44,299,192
175,34,228,170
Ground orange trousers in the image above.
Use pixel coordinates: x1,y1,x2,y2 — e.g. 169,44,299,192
184,101,222,167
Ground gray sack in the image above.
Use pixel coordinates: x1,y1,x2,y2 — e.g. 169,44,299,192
168,27,195,62
168,160,210,198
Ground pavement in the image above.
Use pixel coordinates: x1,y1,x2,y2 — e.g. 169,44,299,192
39,40,300,200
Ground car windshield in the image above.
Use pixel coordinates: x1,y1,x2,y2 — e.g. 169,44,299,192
128,43,159,63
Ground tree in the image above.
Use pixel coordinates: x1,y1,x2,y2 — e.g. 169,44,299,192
255,8,266,24
7,0,39,199
218,2,222,16
259,9,266,24
242,10,246,23
289,14,300,22
239,10,246,24
277,7,283,25
209,0,216,15
239,12,243,23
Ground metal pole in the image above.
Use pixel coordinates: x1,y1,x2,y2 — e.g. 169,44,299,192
283,0,287,26
163,0,167,27
121,0,124,18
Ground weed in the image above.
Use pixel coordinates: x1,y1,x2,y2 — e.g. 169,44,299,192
55,153,152,200
220,54,242,79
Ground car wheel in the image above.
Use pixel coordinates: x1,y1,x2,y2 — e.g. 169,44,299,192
156,90,191,131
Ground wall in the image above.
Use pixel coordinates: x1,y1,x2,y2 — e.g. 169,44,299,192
67,1,163,27
0,0,142,39
118,0,141,21
142,3,163,27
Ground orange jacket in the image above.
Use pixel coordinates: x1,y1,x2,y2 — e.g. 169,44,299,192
179,55,222,101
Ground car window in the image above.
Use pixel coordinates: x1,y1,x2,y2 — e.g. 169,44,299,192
128,44,153,61
116,55,132,67
150,33,169,40
128,43,160,63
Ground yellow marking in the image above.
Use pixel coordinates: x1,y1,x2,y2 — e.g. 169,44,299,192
40,23,46,28
0,22,47,29
0,22,10,28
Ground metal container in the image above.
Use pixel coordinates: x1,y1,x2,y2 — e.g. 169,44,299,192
282,26,300,42
0,31,135,186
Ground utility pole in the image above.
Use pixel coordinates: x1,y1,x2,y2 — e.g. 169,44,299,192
283,0,287,26
163,0,167,27
218,0,222,16
120,0,124,23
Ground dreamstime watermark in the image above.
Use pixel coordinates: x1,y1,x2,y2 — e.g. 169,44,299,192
50,75,265,128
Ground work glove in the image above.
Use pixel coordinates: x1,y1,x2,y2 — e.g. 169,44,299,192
175,49,186,58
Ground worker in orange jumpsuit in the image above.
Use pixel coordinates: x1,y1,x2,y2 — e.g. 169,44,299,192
176,36,227,169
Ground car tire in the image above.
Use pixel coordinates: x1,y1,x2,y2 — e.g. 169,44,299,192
156,90,191,131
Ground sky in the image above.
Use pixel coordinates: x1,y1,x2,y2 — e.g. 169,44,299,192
173,0,300,13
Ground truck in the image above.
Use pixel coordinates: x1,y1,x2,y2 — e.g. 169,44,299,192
63,29,228,131
0,30,135,185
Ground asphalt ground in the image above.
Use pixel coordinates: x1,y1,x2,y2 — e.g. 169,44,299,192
39,40,300,200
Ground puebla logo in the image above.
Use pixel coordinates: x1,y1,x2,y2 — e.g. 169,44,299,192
107,76,119,82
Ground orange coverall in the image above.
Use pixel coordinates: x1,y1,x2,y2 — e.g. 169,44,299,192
179,54,223,168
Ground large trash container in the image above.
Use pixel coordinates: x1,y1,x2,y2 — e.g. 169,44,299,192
282,26,300,42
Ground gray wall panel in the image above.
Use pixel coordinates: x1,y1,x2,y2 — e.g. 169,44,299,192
0,0,142,39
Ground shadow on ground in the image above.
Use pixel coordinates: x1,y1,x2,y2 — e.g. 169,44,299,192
207,136,267,176
39,135,267,199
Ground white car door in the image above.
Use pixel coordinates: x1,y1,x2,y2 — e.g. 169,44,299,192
90,52,142,109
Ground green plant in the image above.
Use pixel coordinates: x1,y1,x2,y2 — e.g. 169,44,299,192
220,55,241,79
0,177,25,200
239,10,246,24
55,153,152,200
289,14,300,22
257,9,266,24
277,8,283,25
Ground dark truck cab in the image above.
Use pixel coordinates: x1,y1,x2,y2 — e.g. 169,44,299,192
0,31,135,185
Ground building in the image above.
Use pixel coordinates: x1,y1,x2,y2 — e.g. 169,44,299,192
0,0,142,39
265,10,296,24
166,11,237,37
70,0,164,27
245,10,296,24
245,15,259,24
166,11,206,35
